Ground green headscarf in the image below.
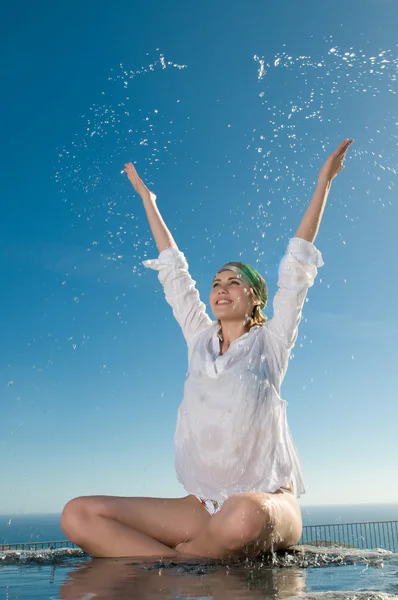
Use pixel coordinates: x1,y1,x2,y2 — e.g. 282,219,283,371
215,262,268,310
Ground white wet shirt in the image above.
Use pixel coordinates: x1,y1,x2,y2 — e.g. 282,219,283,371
143,237,323,501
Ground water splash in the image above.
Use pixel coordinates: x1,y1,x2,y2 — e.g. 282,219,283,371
1,543,394,566
54,51,188,271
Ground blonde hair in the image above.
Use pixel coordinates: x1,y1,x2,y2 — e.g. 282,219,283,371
247,304,267,328
217,298,267,339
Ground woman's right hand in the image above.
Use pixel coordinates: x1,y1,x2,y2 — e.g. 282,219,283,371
124,162,155,202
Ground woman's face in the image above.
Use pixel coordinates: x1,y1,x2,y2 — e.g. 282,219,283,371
209,269,259,322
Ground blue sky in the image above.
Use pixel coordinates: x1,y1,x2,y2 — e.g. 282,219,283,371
1,0,397,514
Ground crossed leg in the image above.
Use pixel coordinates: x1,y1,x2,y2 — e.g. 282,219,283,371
60,494,210,558
60,489,301,560
176,489,302,559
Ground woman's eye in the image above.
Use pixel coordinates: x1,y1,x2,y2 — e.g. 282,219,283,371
213,280,239,288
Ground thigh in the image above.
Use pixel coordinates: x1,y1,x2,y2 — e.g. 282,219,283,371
217,489,302,552
251,489,303,551
79,493,210,547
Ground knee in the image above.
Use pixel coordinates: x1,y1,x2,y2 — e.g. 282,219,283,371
60,496,98,544
211,497,269,551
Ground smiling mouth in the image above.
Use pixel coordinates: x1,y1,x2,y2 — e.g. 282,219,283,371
216,300,234,305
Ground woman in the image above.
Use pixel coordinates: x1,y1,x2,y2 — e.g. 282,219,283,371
61,139,353,559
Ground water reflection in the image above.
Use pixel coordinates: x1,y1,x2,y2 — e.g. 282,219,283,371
59,556,306,600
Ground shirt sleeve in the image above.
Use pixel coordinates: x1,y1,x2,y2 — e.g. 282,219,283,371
265,237,324,378
142,247,213,346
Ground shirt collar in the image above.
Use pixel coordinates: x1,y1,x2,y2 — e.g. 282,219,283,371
216,324,260,342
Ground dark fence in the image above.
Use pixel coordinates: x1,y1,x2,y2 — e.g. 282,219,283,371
298,520,398,553
1,521,397,553
0,540,78,551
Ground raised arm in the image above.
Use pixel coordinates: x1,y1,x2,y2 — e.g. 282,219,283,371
124,162,177,253
295,139,353,243
124,162,212,345
266,140,353,382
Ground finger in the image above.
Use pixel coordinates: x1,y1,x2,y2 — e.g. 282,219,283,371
126,167,137,178
342,138,354,151
340,144,352,159
335,140,350,156
337,141,353,160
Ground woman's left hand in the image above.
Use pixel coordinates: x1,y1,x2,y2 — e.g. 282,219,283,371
318,139,354,183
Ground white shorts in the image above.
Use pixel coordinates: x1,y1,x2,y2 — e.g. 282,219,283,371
196,497,224,515
196,485,294,516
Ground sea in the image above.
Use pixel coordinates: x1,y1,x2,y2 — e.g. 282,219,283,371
1,503,397,545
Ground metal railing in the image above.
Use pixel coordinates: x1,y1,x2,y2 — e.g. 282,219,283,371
298,520,398,553
0,540,78,552
1,521,397,554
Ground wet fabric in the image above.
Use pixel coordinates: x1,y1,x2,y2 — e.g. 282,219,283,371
143,237,323,502
197,497,224,515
